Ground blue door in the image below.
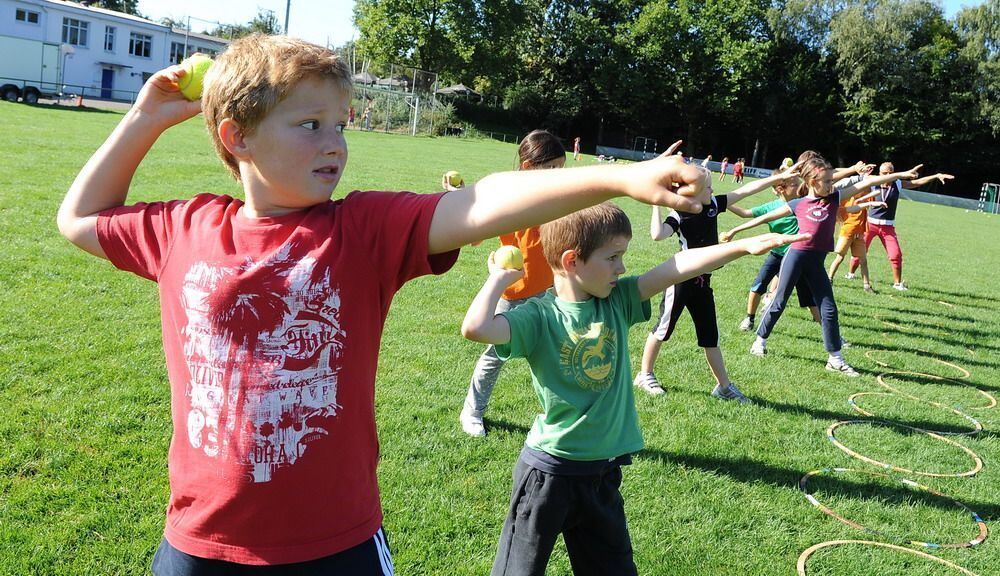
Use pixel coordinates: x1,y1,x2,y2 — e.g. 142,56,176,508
101,69,114,99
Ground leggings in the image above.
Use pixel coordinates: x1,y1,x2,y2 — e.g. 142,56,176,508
850,223,902,274
757,249,843,353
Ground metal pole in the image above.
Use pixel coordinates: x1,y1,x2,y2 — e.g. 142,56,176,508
184,16,190,59
412,96,419,136
284,0,291,34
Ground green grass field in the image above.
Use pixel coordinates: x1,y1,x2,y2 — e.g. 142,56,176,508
1,101,998,575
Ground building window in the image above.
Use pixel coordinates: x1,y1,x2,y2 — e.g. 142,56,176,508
62,18,89,46
16,9,40,23
105,26,116,52
170,42,187,64
196,47,218,57
129,32,152,58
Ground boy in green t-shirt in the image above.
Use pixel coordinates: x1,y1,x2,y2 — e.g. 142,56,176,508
461,203,805,575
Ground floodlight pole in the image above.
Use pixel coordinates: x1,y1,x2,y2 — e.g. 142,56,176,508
284,0,291,34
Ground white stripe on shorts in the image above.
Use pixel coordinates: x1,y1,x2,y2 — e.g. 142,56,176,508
374,528,394,575
651,284,678,340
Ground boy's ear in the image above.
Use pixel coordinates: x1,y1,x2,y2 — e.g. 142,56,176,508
560,249,578,273
218,118,249,160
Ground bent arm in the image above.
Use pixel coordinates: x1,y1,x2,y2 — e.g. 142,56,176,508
725,162,801,205
650,205,677,241
461,273,515,345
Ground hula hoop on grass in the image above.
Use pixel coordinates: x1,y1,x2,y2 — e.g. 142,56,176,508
799,467,988,548
863,350,973,380
826,420,983,478
796,540,980,576
847,392,982,436
875,371,996,411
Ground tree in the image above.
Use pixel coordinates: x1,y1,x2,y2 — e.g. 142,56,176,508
956,0,1000,135
77,1,140,15
828,0,978,165
209,9,282,40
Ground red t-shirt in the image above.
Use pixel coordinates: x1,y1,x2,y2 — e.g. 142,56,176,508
97,191,458,564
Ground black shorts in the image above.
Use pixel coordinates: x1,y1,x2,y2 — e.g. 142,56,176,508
750,252,815,308
151,528,394,576
651,275,719,347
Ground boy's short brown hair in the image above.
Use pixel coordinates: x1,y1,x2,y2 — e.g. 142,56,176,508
541,203,632,270
202,34,353,180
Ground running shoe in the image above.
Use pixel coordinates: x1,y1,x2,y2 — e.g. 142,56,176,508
863,284,876,294
711,383,751,403
750,339,767,357
893,282,908,291
459,410,486,437
826,361,860,377
844,272,856,280
738,316,754,331
633,372,666,396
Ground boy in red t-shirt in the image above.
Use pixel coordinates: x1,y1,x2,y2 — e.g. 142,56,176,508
57,35,707,574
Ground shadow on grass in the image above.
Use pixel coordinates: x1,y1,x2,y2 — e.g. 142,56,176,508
18,102,123,114
913,285,1000,307
637,448,1000,521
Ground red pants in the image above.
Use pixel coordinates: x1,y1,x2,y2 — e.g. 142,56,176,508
850,223,902,273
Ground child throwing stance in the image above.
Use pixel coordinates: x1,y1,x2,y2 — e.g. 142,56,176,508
634,163,796,401
56,35,707,573
460,130,565,437
722,155,921,375
462,203,804,576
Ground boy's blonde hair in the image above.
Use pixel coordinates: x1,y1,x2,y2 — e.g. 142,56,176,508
202,34,353,180
541,203,632,271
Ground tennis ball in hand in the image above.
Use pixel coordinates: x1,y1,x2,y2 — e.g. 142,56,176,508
445,170,463,187
494,246,524,270
782,157,794,169
178,54,213,101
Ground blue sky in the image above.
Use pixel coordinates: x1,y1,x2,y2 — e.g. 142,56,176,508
138,0,983,50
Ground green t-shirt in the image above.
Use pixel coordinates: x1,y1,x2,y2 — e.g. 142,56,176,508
495,276,652,461
752,199,797,256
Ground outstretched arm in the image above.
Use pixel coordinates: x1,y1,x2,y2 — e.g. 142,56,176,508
428,153,705,254
720,205,792,242
57,66,202,259
728,204,754,218
460,253,523,344
725,161,803,205
832,161,875,183
909,173,954,188
637,233,809,300
840,165,922,201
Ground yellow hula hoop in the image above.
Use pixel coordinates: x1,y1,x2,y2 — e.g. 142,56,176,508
863,349,973,380
848,391,983,436
826,420,983,478
875,371,996,411
797,540,980,575
799,467,988,549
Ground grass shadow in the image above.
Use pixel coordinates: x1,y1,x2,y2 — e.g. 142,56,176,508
636,448,1000,521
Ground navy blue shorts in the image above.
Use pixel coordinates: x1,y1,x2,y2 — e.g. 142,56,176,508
151,528,394,576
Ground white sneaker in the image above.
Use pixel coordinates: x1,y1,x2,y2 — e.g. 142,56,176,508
750,339,767,357
893,282,908,291
738,316,754,331
711,383,751,403
826,360,859,377
459,411,486,437
634,372,666,396
844,272,856,280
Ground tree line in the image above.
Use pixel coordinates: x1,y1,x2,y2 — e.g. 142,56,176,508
354,0,1000,198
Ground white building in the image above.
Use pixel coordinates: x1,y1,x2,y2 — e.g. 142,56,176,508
0,0,227,100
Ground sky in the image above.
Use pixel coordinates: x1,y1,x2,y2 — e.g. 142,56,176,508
137,0,359,47
138,0,982,50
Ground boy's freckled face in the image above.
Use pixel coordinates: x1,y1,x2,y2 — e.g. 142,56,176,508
576,235,630,299
242,76,350,213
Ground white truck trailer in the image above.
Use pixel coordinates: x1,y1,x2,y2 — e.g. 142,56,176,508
0,34,63,103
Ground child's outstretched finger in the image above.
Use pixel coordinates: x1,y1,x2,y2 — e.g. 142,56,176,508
662,139,683,157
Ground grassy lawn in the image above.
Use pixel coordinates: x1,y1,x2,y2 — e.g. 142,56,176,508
1,101,998,575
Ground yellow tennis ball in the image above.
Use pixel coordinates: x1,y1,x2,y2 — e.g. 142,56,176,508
178,54,213,101
445,170,463,187
782,157,794,169
494,246,524,270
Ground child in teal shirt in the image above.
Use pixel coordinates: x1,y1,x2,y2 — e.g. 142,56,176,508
462,203,805,576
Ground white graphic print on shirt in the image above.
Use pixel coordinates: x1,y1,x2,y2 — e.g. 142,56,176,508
179,244,346,483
